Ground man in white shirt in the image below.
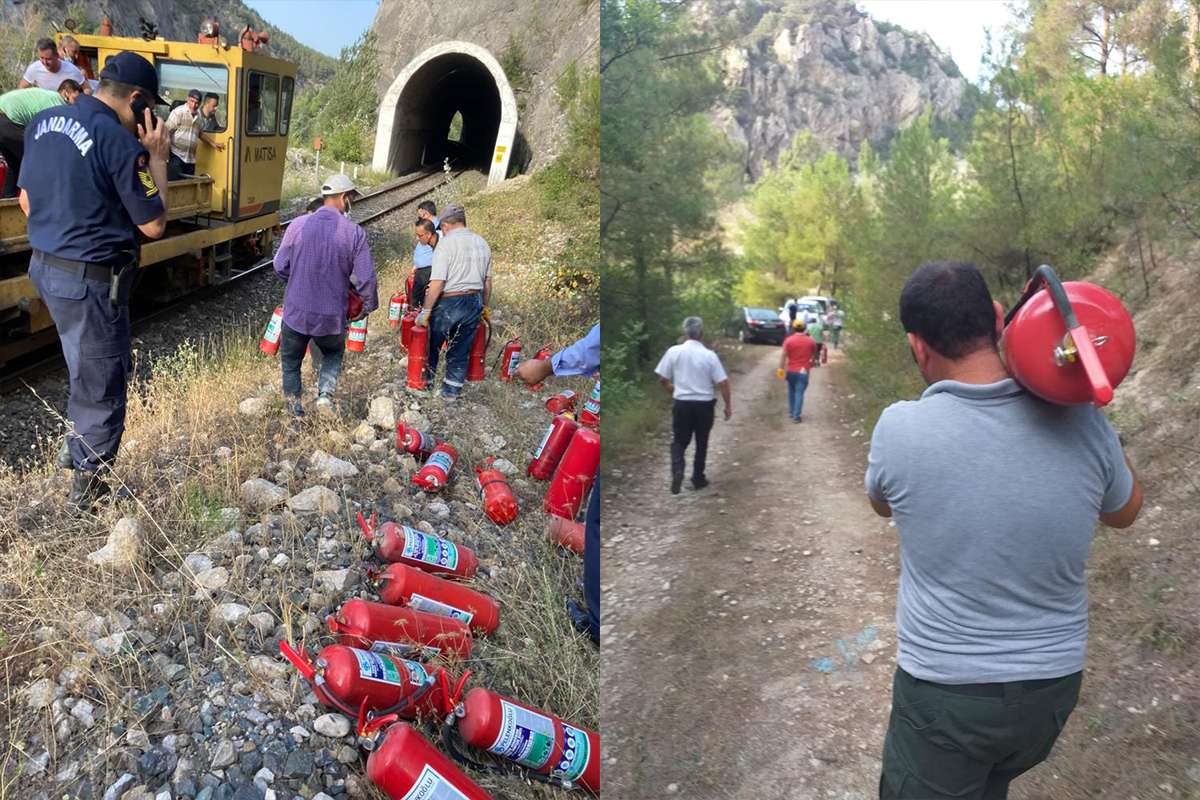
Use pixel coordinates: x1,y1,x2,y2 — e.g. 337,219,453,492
165,89,225,177
19,39,86,92
655,316,732,494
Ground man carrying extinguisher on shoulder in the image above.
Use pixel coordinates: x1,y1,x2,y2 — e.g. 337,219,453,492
516,323,601,645
867,261,1144,799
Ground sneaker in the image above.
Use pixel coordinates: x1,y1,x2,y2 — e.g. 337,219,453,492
68,469,110,514
286,398,304,417
315,395,334,415
670,473,683,495
440,391,460,404
691,475,709,490
792,416,802,424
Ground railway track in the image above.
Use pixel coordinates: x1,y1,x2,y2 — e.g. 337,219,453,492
0,166,469,395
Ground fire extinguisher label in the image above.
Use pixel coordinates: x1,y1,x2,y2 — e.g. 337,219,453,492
409,592,474,625
490,700,556,769
263,313,282,343
506,350,521,374
426,450,454,476
582,399,600,415
399,764,472,800
401,528,460,570
533,423,554,459
352,649,407,685
389,301,402,321
370,639,441,661
417,431,437,452
550,723,590,784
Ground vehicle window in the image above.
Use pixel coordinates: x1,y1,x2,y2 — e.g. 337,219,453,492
157,61,229,132
246,71,279,135
748,308,778,321
279,76,294,136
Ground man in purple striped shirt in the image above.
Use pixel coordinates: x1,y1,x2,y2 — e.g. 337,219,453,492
273,174,378,415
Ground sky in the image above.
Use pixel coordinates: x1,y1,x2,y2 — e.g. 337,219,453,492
244,0,380,58
858,0,1019,84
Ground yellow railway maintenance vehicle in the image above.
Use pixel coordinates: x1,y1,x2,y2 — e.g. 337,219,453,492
0,27,296,366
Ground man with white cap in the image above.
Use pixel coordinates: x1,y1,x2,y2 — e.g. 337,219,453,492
273,173,377,415
414,202,491,400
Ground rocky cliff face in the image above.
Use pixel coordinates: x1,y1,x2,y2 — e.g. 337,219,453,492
708,1,970,179
370,0,599,172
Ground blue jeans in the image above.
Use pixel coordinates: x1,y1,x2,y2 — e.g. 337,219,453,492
786,370,809,419
428,293,482,396
29,255,131,471
280,322,344,398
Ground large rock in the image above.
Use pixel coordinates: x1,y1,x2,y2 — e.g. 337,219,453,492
87,517,142,570
314,569,358,592
240,478,288,511
313,714,352,739
367,396,396,429
310,450,359,480
709,1,969,179
193,567,229,591
287,485,341,516
238,397,270,417
212,603,250,626
23,678,55,710
246,655,289,683
353,423,376,446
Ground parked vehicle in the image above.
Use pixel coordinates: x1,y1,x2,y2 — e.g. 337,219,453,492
733,307,788,344
779,300,823,328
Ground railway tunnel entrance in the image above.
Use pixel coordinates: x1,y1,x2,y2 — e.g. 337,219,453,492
373,42,518,185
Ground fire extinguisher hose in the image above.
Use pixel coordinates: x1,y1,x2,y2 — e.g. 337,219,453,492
1004,264,1078,328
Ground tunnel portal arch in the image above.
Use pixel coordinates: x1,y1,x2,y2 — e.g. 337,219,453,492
373,41,518,185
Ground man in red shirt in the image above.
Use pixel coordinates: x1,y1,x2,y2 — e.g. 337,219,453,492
779,320,816,422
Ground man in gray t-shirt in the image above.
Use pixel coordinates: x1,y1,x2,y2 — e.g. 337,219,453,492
866,261,1143,800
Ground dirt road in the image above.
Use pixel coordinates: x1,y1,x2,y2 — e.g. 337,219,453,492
601,343,900,799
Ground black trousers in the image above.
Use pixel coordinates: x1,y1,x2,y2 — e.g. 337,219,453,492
0,113,25,198
880,667,1081,800
671,399,716,480
411,266,431,308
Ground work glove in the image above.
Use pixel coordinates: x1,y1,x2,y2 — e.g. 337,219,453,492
776,368,785,379
415,307,431,328
481,307,491,321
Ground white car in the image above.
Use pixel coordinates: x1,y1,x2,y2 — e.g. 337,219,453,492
779,299,824,328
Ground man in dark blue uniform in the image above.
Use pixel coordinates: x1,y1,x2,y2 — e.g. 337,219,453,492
19,52,170,512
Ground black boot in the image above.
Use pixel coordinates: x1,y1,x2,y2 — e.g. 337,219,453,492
566,599,599,646
670,472,683,495
56,439,73,469
68,469,110,514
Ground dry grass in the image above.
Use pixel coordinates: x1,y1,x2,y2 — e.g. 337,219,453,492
0,175,598,799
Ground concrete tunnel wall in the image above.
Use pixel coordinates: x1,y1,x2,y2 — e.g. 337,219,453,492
373,41,518,185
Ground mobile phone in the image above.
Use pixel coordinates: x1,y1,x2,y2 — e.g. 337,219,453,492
131,95,156,134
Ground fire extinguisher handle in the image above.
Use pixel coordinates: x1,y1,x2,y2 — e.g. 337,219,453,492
1006,265,1079,329
1072,324,1114,406
279,640,316,681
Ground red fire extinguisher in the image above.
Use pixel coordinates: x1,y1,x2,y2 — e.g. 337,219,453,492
388,291,406,329
453,687,600,793
347,317,368,352
407,324,430,390
579,380,600,428
545,390,577,415
498,339,521,381
357,511,478,579
279,641,442,719
406,271,415,300
400,308,418,350
1002,265,1135,407
369,563,501,636
329,598,473,660
412,442,457,491
260,306,283,356
527,414,578,481
526,347,552,391
394,422,443,459
466,318,490,382
545,515,584,555
545,427,600,520
476,458,518,525
363,718,494,800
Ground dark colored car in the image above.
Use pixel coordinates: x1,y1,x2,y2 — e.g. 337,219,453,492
733,307,787,344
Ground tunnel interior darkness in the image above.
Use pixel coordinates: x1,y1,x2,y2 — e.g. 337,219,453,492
385,53,502,174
